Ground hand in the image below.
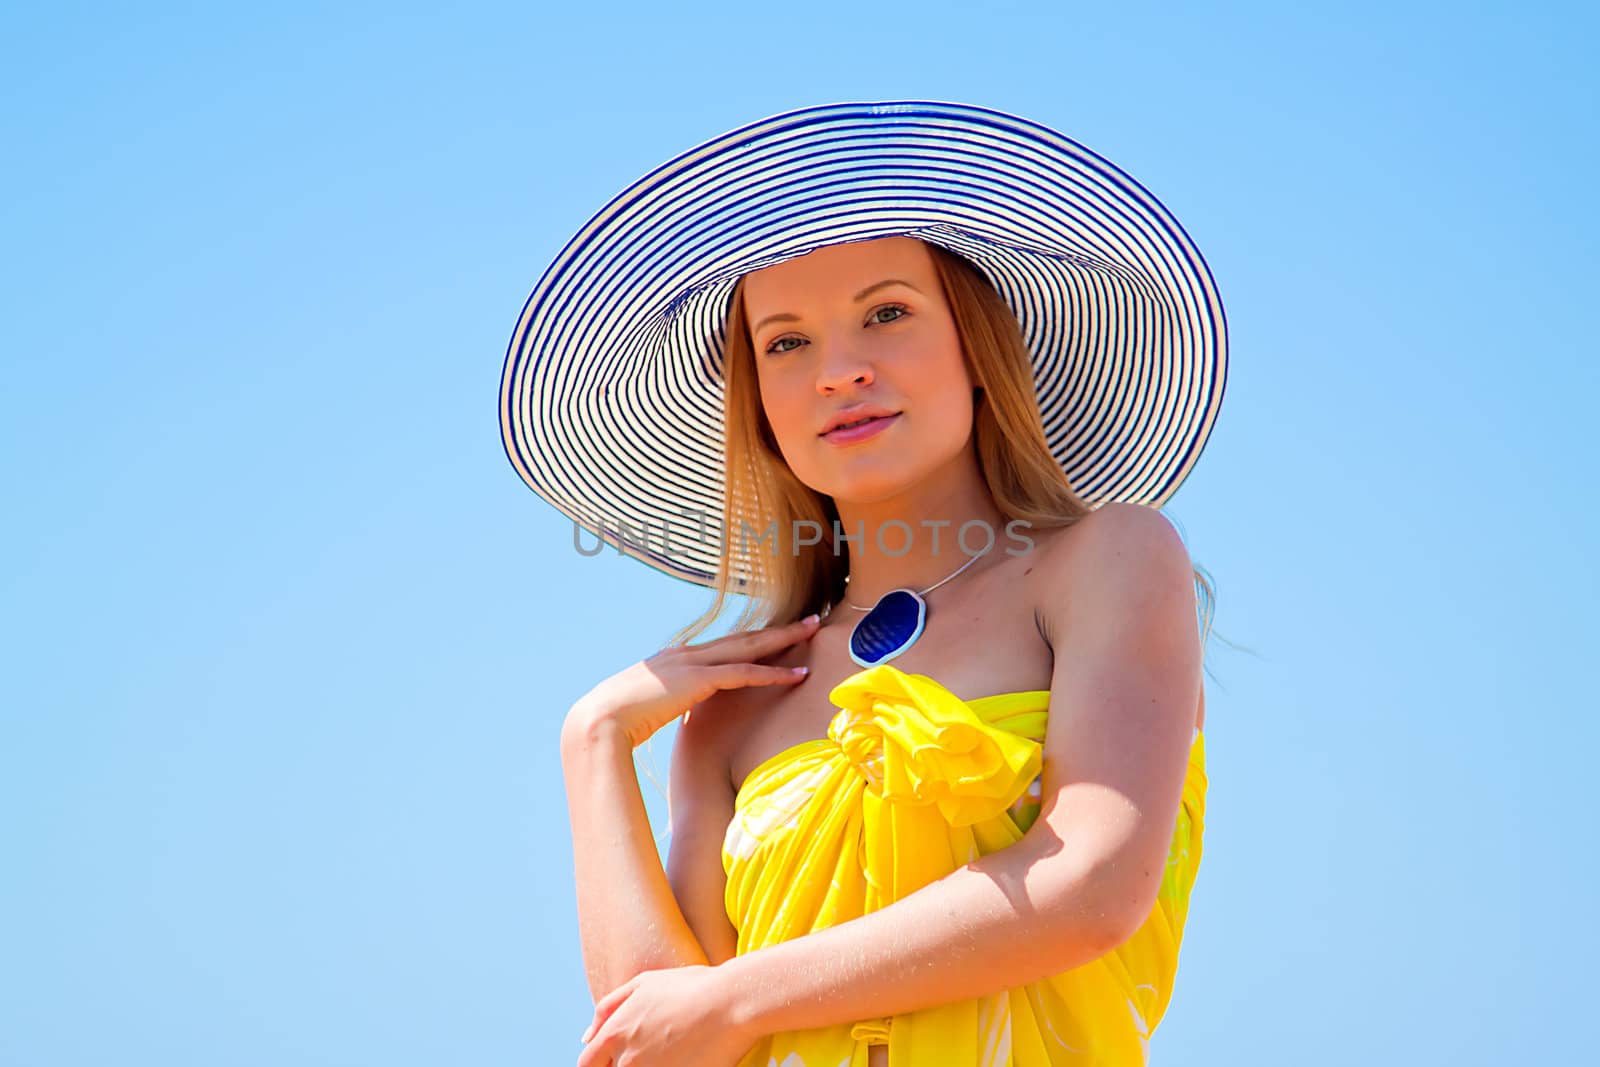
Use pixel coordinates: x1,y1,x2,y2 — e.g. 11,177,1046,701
563,614,821,751
575,963,760,1067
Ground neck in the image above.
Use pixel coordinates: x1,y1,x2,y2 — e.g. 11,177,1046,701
830,463,1008,609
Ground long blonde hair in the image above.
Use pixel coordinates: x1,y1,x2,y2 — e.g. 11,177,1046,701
666,240,1219,651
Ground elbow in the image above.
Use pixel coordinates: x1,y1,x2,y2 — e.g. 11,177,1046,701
1083,870,1161,950
590,940,712,1004
1038,850,1159,955
1095,909,1149,953
1068,908,1143,958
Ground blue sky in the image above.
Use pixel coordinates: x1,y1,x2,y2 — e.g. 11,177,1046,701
3,2,1595,1064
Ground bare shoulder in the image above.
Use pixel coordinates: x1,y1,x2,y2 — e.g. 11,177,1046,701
676,681,781,794
676,631,813,800
675,687,743,791
1028,502,1194,641
1030,501,1188,571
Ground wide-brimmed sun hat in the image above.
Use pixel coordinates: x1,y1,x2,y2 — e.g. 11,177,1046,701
499,99,1228,590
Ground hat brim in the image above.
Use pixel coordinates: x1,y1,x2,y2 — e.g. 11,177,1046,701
500,100,1228,590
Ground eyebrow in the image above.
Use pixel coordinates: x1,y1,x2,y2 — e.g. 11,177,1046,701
750,278,923,338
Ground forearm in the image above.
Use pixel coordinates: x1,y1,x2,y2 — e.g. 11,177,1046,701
560,711,708,1002
718,834,1127,1036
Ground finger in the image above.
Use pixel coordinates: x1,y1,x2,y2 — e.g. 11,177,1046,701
575,1037,613,1067
679,614,821,664
703,662,812,691
675,618,815,662
577,1006,608,1048
575,1021,611,1067
582,994,621,1043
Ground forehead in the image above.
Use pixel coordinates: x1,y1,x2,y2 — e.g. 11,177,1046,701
740,236,934,307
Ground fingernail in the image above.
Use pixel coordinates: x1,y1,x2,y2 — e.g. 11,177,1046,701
803,613,820,625
792,665,809,675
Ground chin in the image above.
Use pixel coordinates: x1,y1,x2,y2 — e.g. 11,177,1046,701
811,463,928,505
785,432,960,502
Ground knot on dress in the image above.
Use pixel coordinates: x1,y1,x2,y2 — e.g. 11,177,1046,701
824,665,1043,827
849,1016,892,1045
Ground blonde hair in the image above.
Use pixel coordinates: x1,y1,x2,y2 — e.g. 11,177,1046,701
665,240,1218,651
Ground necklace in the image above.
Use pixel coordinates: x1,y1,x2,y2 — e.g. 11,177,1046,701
826,551,985,668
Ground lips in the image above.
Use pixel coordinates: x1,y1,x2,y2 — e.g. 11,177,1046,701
831,415,884,432
819,405,902,436
820,412,901,444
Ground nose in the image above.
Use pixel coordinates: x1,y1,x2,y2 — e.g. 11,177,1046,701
815,347,875,393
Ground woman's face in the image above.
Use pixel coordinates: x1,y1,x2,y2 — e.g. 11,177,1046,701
741,236,976,502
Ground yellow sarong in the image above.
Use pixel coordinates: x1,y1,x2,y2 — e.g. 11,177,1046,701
722,664,1207,1065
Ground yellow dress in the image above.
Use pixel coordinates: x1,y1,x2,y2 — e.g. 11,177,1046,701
721,663,1207,1066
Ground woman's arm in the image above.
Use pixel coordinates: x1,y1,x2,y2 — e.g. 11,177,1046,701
558,617,823,1005
663,699,742,965
718,826,1131,1035
560,709,710,1002
718,503,1203,1037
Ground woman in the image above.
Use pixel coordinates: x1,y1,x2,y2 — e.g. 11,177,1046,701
504,102,1228,1066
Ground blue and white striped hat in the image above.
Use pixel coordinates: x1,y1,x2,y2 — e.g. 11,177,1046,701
500,100,1228,589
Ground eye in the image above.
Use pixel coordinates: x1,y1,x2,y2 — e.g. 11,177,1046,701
869,303,909,325
762,303,911,356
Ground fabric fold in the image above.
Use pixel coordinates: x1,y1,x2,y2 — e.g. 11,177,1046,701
827,666,1044,826
721,663,1207,1066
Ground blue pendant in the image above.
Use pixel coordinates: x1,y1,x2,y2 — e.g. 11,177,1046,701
848,589,928,667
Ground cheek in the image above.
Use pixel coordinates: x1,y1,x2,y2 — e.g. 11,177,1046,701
756,371,813,444
891,316,964,373
932,325,970,382
911,335,976,439
897,328,971,404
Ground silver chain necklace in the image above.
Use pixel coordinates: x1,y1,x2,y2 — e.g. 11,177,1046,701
827,551,985,667
840,550,983,610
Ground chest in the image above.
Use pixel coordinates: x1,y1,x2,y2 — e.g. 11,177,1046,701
725,603,1055,797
